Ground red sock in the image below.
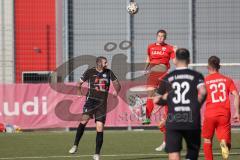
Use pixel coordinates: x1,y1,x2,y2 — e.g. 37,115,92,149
146,98,154,118
203,142,213,160
159,125,166,133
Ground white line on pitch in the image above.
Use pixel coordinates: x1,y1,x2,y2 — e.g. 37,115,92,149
0,153,240,160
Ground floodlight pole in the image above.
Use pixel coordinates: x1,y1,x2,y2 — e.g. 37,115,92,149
0,0,5,83
128,1,135,80
189,0,196,64
127,0,135,131
67,0,74,82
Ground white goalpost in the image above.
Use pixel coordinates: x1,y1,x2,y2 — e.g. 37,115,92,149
189,63,240,67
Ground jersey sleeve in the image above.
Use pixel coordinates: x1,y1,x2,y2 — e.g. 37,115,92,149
157,75,170,95
110,70,118,81
229,79,238,93
80,69,90,82
196,73,205,88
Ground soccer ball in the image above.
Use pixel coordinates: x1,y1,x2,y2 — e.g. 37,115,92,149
127,2,139,15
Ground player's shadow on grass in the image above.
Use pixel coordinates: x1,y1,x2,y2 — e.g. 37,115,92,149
117,156,167,160
211,147,240,150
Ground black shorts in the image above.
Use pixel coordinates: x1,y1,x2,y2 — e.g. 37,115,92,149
82,98,107,123
166,129,201,159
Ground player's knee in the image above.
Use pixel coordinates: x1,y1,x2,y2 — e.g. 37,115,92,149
81,114,90,122
147,91,155,97
96,127,103,132
220,139,228,144
80,120,88,125
204,138,212,144
168,153,180,160
96,121,104,132
169,156,180,160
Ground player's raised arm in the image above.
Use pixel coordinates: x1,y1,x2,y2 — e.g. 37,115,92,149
110,70,121,96
77,80,84,97
112,79,121,96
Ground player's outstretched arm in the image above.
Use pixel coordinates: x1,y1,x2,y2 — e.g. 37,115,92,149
77,80,84,97
112,79,121,96
232,90,240,122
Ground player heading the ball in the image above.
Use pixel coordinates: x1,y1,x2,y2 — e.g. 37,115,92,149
143,29,176,125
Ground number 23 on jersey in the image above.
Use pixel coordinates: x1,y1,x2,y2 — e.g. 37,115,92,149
209,82,226,103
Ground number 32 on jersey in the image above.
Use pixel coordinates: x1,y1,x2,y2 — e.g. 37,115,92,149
172,81,190,104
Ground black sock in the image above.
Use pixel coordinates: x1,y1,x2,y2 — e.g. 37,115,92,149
95,132,104,154
73,123,86,146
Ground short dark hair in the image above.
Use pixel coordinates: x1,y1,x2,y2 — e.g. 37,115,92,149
208,56,220,70
176,48,190,64
96,56,107,64
156,29,167,39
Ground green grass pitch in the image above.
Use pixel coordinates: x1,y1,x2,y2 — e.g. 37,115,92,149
0,130,240,160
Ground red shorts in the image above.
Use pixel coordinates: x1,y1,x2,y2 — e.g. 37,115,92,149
202,115,231,144
147,71,168,87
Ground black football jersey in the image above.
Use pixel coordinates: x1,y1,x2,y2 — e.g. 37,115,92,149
80,67,117,100
157,68,205,130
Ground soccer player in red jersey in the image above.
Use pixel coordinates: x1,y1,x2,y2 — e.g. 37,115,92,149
144,29,176,125
144,30,176,152
202,56,240,160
